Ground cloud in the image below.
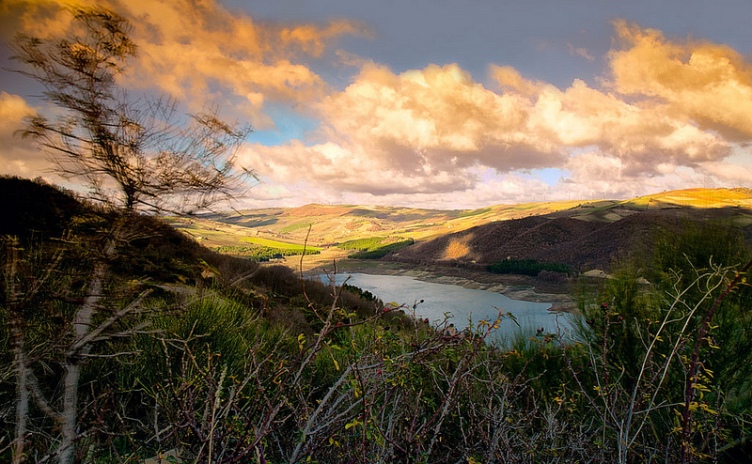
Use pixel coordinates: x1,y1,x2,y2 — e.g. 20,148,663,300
610,20,752,140
245,37,744,201
3,3,750,208
239,62,570,196
238,139,477,197
0,92,58,178
700,158,752,187
561,151,704,200
2,0,363,128
110,0,363,126
245,22,750,204
319,62,563,169
0,0,87,41
526,78,730,173
490,66,545,97
568,44,595,61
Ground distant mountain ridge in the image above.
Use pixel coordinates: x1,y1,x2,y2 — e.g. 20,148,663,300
2,176,751,274
388,189,752,271
184,187,752,273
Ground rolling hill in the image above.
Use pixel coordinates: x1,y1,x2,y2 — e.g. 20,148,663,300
170,188,752,273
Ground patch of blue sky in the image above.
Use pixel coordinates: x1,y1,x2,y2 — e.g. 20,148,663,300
727,147,752,167
526,168,564,186
252,104,319,146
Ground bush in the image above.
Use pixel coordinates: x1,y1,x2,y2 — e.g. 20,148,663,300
350,238,415,259
488,258,571,276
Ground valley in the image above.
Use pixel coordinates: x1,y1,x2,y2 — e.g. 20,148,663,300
166,187,752,306
4,176,752,463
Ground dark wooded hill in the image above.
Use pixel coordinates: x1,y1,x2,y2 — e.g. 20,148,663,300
386,203,752,272
171,186,752,274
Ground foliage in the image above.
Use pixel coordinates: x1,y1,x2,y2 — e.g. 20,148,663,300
567,222,752,463
342,283,380,302
241,236,320,251
488,258,572,276
2,191,752,462
338,236,389,251
0,176,83,240
3,5,254,462
213,244,320,261
349,238,415,259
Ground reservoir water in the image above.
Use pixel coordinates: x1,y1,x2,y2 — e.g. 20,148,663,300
322,273,575,347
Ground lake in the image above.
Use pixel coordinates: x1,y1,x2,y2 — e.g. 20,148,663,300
321,273,576,347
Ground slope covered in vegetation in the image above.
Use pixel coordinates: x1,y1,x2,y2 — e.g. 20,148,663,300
2,177,752,463
388,193,752,274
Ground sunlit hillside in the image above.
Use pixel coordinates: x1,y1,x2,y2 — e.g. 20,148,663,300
627,187,752,209
4,177,752,463
164,187,752,271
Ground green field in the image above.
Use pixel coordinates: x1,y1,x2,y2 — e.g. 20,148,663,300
241,236,320,252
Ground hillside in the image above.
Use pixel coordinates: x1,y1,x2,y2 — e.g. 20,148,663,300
0,176,380,324
391,206,752,271
3,176,752,462
175,199,594,246
171,187,752,273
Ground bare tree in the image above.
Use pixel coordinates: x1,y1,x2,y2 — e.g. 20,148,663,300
6,7,253,463
12,8,253,214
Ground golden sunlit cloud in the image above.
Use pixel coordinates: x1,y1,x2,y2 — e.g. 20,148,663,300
610,20,752,140
2,0,362,127
117,0,366,126
246,40,738,198
319,63,562,169
1,2,750,207
0,0,90,41
526,78,729,173
0,92,56,178
240,62,569,195
490,66,545,96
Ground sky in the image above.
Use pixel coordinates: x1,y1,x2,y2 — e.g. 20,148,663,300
1,0,752,210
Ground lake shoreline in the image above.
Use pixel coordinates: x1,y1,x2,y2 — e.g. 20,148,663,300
304,259,577,312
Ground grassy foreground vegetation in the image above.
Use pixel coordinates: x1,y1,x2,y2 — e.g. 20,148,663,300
2,177,752,463
8,7,751,462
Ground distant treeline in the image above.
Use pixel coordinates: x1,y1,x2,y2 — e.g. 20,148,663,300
342,283,380,302
488,258,571,276
341,237,415,259
214,244,320,261
338,236,389,251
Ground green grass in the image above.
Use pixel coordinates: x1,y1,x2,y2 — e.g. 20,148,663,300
455,207,491,218
214,244,320,260
241,236,320,252
350,238,415,259
279,222,313,234
338,236,388,251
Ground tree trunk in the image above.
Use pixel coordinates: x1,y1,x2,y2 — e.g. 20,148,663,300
6,238,28,464
58,256,109,464
12,315,29,464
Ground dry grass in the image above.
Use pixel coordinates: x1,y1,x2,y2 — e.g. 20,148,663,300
442,236,473,260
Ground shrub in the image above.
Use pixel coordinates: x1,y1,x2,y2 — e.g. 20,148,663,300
350,238,415,259
488,258,571,276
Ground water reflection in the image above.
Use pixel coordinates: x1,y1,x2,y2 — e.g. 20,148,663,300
320,273,575,347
